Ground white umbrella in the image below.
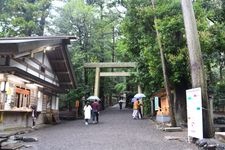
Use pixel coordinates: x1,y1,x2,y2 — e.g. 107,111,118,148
131,97,137,102
87,96,100,101
134,93,146,99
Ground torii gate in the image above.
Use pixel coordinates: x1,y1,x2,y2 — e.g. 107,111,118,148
84,62,141,97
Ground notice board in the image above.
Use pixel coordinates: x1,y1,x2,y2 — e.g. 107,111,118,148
186,87,203,139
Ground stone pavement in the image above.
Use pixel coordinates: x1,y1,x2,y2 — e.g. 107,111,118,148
6,105,197,150
0,124,51,149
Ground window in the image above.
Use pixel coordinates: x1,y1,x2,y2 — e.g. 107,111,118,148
15,87,30,108
0,56,9,66
40,66,45,73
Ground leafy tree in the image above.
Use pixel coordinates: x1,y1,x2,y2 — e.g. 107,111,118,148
121,0,190,123
114,82,126,93
50,0,129,107
195,0,225,114
0,0,52,36
51,0,225,127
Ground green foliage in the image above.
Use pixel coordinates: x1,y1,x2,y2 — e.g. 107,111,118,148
0,0,52,36
121,0,191,98
193,0,225,103
50,0,130,102
143,98,151,117
216,81,225,96
114,83,126,93
55,0,225,114
66,86,86,101
59,84,88,110
214,81,225,110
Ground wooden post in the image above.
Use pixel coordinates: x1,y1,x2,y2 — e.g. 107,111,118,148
94,67,100,97
0,112,4,123
138,85,142,93
138,85,144,117
181,0,214,138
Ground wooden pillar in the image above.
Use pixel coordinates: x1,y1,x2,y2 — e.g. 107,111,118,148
94,67,100,97
0,112,4,123
182,0,214,138
138,85,142,93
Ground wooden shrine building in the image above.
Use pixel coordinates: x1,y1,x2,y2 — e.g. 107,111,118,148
0,36,76,130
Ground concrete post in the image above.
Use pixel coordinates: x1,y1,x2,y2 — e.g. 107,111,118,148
94,67,100,96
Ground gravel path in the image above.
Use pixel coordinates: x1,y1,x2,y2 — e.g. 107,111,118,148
22,105,198,150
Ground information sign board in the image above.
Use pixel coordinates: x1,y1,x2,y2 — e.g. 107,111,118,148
186,87,203,139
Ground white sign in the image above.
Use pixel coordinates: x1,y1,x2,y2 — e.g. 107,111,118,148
186,87,203,139
154,97,159,110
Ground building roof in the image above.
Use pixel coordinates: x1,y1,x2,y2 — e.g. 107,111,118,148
0,36,77,93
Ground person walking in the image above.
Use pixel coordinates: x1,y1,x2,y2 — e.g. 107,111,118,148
75,100,80,119
83,101,92,125
119,99,123,110
132,99,139,119
138,100,143,119
31,105,38,128
91,99,100,124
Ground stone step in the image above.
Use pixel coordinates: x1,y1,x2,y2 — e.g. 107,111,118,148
0,133,16,138
1,143,24,150
215,132,225,143
59,115,76,120
163,127,182,132
164,136,183,141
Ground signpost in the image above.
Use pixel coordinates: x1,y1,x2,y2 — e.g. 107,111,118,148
186,88,203,140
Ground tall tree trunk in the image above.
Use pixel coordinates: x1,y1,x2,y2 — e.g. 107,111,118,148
181,0,214,138
219,52,224,80
38,0,51,36
100,1,104,62
175,82,188,125
151,0,177,127
219,66,223,80
38,16,45,36
99,1,105,109
112,26,115,72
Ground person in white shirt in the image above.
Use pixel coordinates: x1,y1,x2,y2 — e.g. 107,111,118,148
83,101,92,125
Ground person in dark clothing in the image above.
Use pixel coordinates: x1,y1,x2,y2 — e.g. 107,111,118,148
138,100,143,119
31,105,38,128
119,97,123,110
119,100,123,110
91,100,100,123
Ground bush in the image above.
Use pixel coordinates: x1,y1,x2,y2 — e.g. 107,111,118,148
143,98,151,117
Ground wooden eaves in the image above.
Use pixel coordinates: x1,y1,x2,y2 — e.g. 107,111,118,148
0,36,77,92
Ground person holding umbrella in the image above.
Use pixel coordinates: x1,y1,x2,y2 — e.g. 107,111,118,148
134,93,146,119
132,98,139,119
